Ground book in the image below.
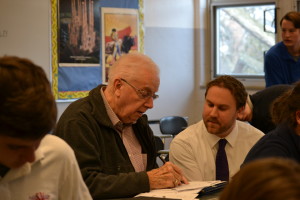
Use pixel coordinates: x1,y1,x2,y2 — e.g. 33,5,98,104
197,181,227,197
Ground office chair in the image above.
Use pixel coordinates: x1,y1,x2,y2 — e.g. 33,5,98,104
157,116,188,162
159,116,188,137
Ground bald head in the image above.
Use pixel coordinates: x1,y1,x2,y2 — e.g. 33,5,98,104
107,52,160,85
104,52,160,123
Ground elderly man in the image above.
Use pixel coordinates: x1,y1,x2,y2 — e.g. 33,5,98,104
170,75,264,181
0,56,92,199
54,52,187,199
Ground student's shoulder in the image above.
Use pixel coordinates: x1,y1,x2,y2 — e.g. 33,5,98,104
266,42,288,57
40,134,75,158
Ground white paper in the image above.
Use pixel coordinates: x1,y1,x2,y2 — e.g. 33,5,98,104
135,181,223,200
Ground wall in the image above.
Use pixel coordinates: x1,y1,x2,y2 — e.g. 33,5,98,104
0,0,51,74
144,0,203,124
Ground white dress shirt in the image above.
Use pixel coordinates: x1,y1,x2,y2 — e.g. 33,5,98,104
169,120,264,181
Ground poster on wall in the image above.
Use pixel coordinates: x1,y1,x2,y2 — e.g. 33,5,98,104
101,8,139,83
51,0,144,100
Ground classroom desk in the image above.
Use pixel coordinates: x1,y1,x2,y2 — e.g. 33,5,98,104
105,192,220,200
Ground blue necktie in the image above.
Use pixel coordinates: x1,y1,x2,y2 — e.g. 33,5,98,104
216,139,229,181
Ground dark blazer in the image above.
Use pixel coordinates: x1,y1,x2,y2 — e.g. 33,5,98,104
250,84,292,133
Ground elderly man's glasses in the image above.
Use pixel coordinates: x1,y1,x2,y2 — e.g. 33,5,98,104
121,78,159,100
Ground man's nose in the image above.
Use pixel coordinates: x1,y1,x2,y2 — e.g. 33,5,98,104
284,31,290,37
210,106,218,117
144,97,154,109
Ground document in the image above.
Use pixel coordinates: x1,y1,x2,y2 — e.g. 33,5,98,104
135,181,223,200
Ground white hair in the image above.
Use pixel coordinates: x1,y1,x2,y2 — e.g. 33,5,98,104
107,52,160,84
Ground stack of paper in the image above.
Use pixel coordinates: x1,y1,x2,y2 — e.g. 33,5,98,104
135,181,223,200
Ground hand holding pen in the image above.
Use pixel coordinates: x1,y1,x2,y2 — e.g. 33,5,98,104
146,161,189,189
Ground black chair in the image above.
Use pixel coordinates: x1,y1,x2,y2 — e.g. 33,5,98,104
159,116,188,137
157,116,188,162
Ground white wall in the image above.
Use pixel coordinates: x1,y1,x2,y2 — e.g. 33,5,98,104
145,0,194,28
144,0,200,123
0,0,51,74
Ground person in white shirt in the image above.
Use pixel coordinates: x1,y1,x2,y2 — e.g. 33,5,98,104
0,56,92,200
169,75,264,181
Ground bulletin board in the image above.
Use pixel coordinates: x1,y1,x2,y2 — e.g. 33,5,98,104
51,0,144,100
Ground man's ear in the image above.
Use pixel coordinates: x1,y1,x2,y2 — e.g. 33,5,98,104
114,79,122,89
113,78,122,96
237,105,245,115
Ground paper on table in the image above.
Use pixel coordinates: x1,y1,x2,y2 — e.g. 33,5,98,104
135,181,222,200
136,189,198,200
173,181,223,192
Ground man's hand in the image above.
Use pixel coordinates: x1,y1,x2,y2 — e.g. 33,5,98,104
147,162,188,189
237,103,252,122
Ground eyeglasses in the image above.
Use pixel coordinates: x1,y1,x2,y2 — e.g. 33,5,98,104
120,78,159,100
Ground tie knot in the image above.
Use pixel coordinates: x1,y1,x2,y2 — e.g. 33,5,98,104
219,139,227,149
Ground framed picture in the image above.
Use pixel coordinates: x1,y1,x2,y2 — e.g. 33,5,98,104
101,7,139,83
51,0,144,100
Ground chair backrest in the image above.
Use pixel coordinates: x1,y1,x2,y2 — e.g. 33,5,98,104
159,116,188,137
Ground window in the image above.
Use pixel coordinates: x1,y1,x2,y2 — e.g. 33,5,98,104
212,3,276,80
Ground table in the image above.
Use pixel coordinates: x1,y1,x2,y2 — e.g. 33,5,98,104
105,192,220,200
